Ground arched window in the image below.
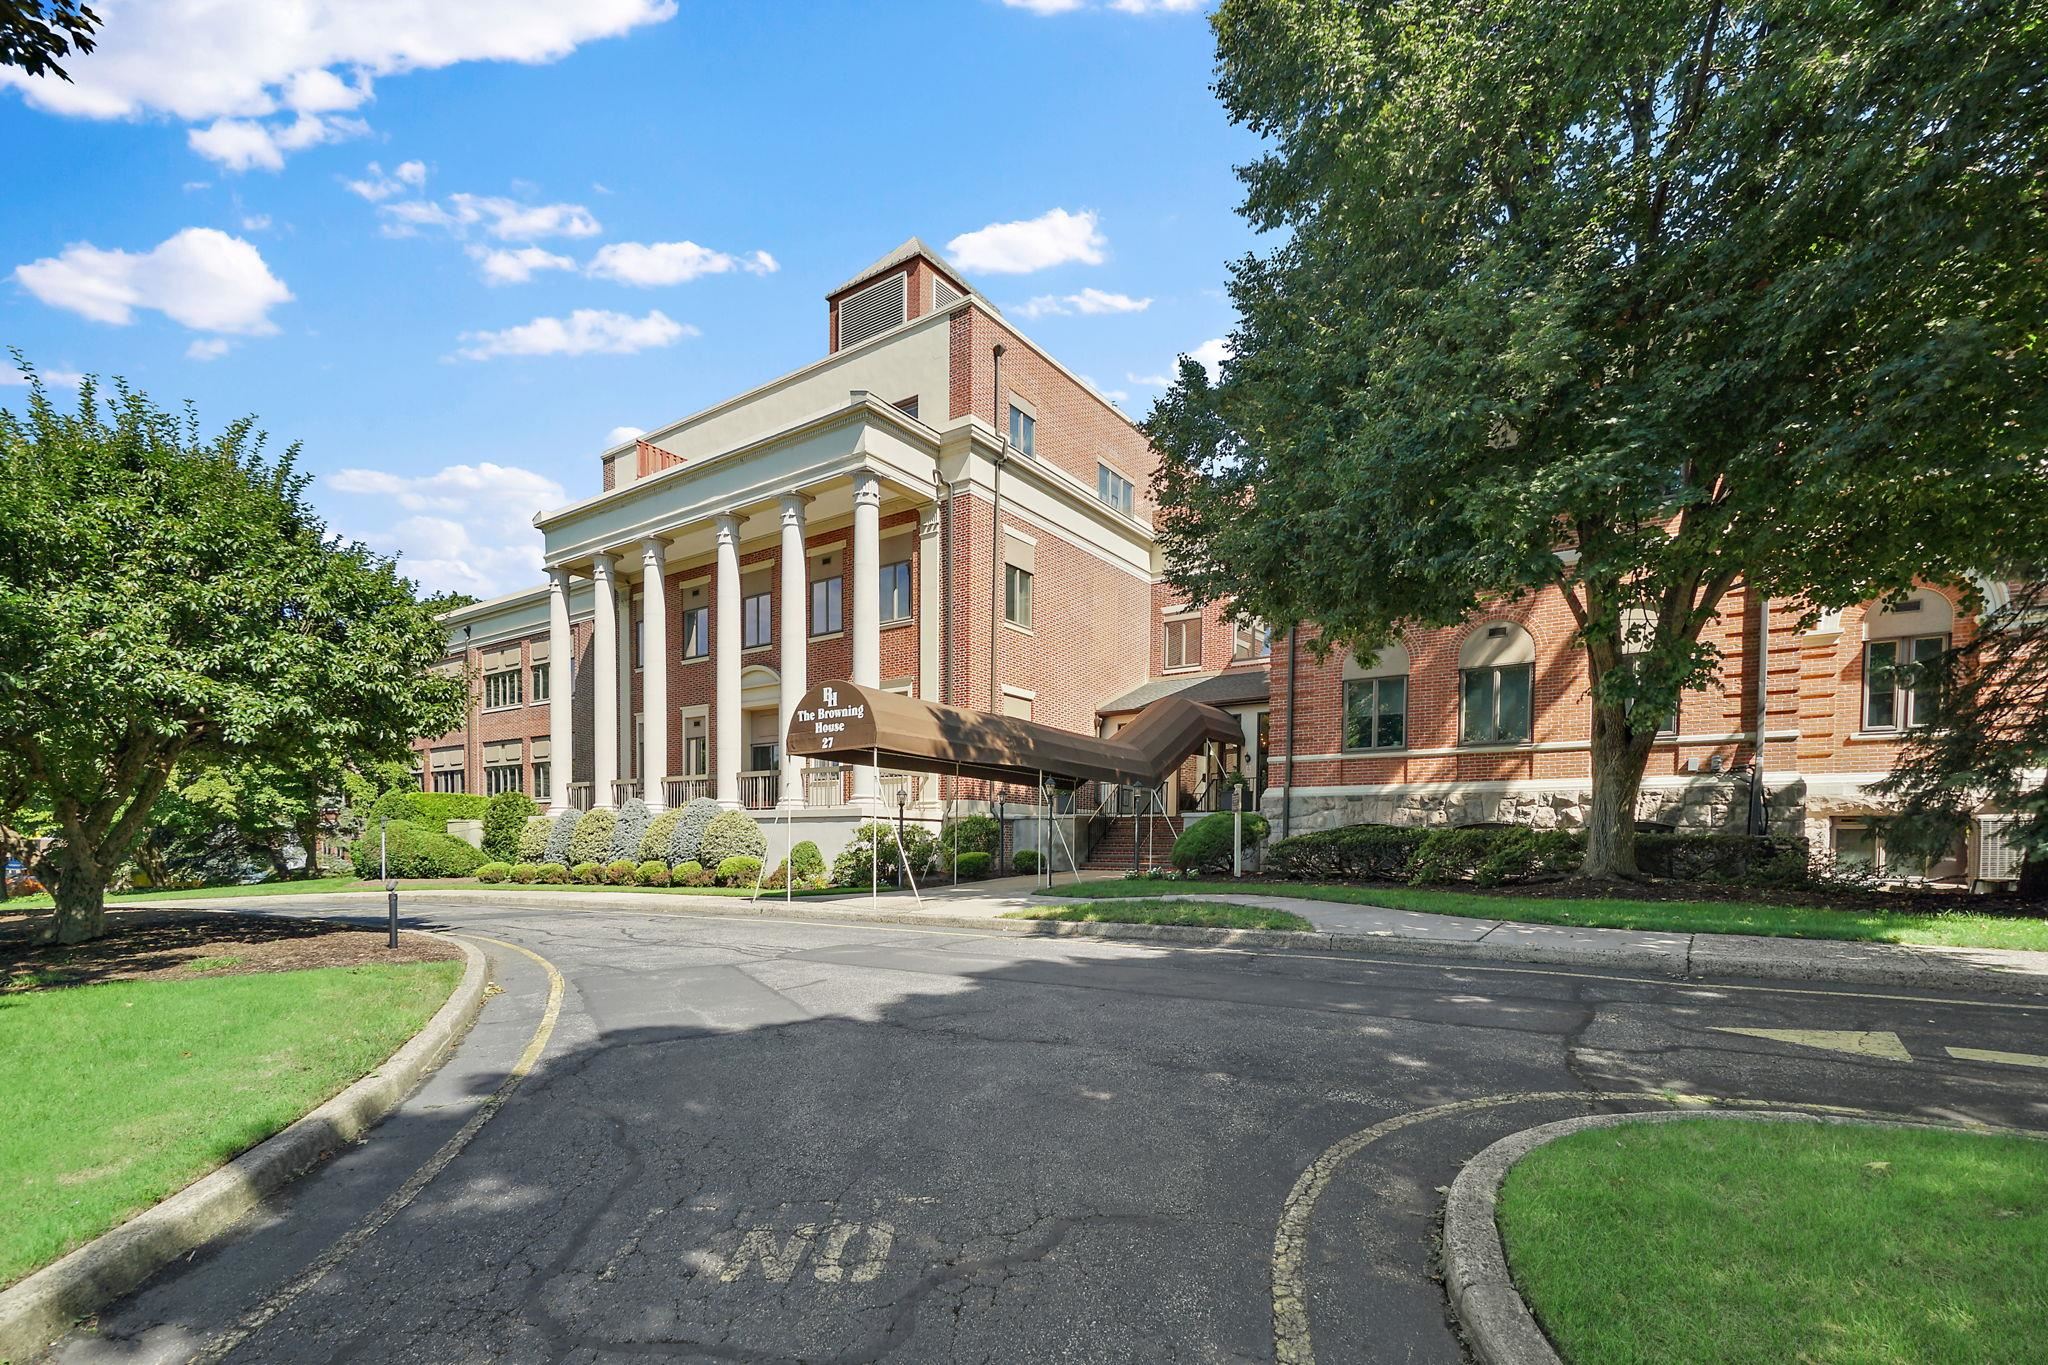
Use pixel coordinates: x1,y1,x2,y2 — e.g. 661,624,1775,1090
1459,623,1534,745
1342,643,1409,751
1862,589,1953,731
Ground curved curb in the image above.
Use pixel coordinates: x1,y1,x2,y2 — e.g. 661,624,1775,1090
1440,1108,2033,1365
0,934,488,1364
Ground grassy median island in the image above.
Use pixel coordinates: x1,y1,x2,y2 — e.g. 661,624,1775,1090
1007,899,1315,932
1,913,461,1287
1039,880,2048,952
1497,1118,2048,1365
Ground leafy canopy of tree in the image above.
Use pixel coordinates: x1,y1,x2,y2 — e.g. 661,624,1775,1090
1150,0,2048,876
0,367,468,941
0,0,99,81
1875,582,2048,898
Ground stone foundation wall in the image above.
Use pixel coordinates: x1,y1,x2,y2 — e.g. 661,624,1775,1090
1264,777,1809,838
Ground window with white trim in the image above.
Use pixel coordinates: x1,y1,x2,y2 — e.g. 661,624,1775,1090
681,603,708,659
1097,464,1134,516
1864,635,1946,730
1008,404,1035,458
1459,624,1534,745
1343,676,1406,751
483,740,524,796
530,738,552,803
530,662,550,703
1232,620,1271,661
811,574,843,636
742,591,773,649
1004,564,1033,628
429,746,465,794
480,646,522,709
1164,617,1202,670
880,559,912,623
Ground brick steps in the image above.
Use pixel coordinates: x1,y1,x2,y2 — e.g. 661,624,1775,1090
1080,814,1191,873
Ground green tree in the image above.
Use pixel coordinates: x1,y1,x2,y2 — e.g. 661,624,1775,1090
0,1,100,81
1151,0,2048,877
0,369,467,941
1874,581,2048,899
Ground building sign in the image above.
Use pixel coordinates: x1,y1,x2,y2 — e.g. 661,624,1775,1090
790,684,873,755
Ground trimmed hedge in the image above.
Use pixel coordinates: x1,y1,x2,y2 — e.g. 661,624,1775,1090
955,851,992,879
612,797,651,863
1408,827,1582,886
831,821,941,886
716,855,762,887
642,807,685,863
571,861,603,884
367,789,489,829
508,862,540,883
569,809,618,866
672,859,715,887
602,859,638,885
543,810,580,865
347,819,487,879
939,814,1000,860
482,790,538,862
476,861,512,883
532,862,570,884
1170,810,1272,873
669,797,722,865
789,840,826,886
1635,831,1809,885
516,815,553,863
638,859,671,886
700,809,766,864
1012,848,1040,875
1265,824,1427,881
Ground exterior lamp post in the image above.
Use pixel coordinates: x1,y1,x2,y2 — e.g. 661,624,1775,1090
379,816,398,949
895,786,909,891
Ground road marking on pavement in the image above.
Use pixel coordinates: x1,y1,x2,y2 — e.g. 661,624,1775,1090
191,934,565,1363
1947,1046,2048,1070
718,1219,895,1285
1713,1028,1913,1061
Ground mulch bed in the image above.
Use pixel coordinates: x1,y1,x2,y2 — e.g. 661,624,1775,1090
0,910,460,993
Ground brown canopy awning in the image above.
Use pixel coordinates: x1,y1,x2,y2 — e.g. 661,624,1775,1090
783,681,1242,789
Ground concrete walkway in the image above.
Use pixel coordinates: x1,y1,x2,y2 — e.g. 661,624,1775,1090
126,878,2048,997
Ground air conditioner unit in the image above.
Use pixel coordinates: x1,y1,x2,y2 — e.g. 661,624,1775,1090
1977,817,2024,882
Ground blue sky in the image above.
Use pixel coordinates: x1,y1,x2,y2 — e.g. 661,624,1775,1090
1,0,1259,598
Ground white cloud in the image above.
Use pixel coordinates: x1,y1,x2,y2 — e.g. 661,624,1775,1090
1016,287,1151,319
188,111,369,172
0,1,677,168
1,367,84,388
1079,375,1130,403
455,308,692,360
607,425,646,446
186,337,232,361
1002,0,1087,11
585,240,778,286
1129,336,1231,388
240,212,271,230
1108,0,1204,11
468,245,576,285
380,192,600,241
946,208,1107,275
14,227,292,333
345,159,427,201
326,460,567,597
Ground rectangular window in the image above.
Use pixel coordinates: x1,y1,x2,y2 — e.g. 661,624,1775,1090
1164,617,1202,670
1009,404,1035,457
482,740,523,796
531,762,551,803
880,560,912,623
484,763,523,795
483,669,522,710
742,592,773,649
429,746,463,794
529,662,550,703
1004,564,1033,628
1343,676,1407,751
1232,620,1271,661
1097,464,1134,516
681,604,709,659
895,396,919,420
633,616,644,670
811,575,843,636
1864,635,1945,730
1461,664,1533,745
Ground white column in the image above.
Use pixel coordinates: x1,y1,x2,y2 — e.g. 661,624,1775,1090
590,552,619,809
714,512,743,810
851,471,882,809
546,566,575,814
777,493,811,809
615,578,634,796
640,536,670,811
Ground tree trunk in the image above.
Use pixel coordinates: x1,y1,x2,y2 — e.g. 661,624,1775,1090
1582,700,1656,880
297,813,322,878
41,847,108,944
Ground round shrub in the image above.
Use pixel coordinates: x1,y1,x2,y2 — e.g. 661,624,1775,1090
789,840,826,886
476,861,513,883
637,860,671,887
672,859,714,888
716,855,762,887
955,851,992,879
348,820,487,879
543,809,580,865
611,797,651,863
482,790,539,862
516,814,552,863
533,862,570,884
641,807,685,863
508,862,539,883
700,809,766,864
1012,848,1041,875
939,813,1000,860
669,796,722,865
1170,810,1271,874
571,861,603,884
569,808,618,866
603,858,639,886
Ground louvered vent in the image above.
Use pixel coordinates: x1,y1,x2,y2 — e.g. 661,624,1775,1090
933,274,963,308
838,273,906,349
1979,818,2023,881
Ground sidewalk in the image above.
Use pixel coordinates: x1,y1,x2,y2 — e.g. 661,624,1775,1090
125,879,2048,998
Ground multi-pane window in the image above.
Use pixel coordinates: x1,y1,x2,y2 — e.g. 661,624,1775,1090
530,739,552,804
811,575,843,636
681,604,709,659
880,560,912,623
1097,464,1135,516
1004,564,1033,628
1864,635,1946,730
1164,617,1202,670
529,662,550,703
742,592,773,648
1232,620,1271,661
682,718,708,778
1461,663,1534,745
483,668,522,709
1343,677,1407,751
1008,404,1035,457
429,747,464,794
483,740,524,796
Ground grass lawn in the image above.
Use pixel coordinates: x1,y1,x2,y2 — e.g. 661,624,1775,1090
0,961,460,1287
3,876,851,913
1039,879,2048,952
3,874,366,912
1498,1118,2048,1365
1007,899,1316,932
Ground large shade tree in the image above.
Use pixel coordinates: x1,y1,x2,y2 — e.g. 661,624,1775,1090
0,370,467,941
1150,0,2048,876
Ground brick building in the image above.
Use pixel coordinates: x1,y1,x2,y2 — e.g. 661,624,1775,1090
417,238,2025,884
